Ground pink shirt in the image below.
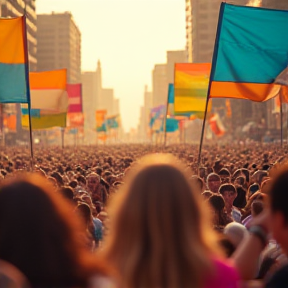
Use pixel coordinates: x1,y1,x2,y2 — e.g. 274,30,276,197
204,258,239,288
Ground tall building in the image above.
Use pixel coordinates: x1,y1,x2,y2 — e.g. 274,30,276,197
185,0,248,63
101,89,114,116
152,64,167,107
166,50,187,84
261,0,288,9
0,0,37,71
37,12,81,83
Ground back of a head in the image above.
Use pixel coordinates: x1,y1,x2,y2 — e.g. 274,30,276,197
269,166,288,222
104,154,218,288
224,222,248,248
0,173,103,287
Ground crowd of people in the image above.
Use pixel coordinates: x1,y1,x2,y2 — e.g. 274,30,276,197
0,143,288,287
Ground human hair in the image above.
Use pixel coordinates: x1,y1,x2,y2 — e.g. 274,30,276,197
77,175,87,186
219,184,236,195
269,165,288,223
0,173,106,287
233,186,247,209
102,154,220,288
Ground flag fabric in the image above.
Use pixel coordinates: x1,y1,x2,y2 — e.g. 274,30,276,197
209,113,225,137
3,114,16,131
150,105,166,132
226,99,232,118
21,113,66,129
67,83,82,113
162,118,179,133
96,110,107,132
67,113,84,127
106,115,120,129
174,63,211,116
0,17,28,104
168,83,209,120
210,3,288,102
29,69,68,112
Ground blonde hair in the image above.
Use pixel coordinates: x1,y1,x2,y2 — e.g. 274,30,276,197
102,154,220,288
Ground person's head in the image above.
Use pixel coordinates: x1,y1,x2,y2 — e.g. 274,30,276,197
0,173,106,287
86,173,100,192
76,175,87,187
223,222,248,249
103,154,220,288
207,173,221,193
248,183,260,198
201,190,213,200
219,184,237,208
75,203,92,226
218,168,231,184
68,180,78,189
268,166,288,252
233,186,247,209
60,186,74,202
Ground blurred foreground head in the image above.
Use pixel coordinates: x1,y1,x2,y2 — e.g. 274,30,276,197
0,173,106,287
103,153,219,288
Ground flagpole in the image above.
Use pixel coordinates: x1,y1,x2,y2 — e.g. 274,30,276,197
22,12,34,169
280,93,283,147
163,93,169,147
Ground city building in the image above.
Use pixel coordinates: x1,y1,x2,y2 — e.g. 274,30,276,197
166,50,187,84
37,12,81,83
101,89,114,116
261,0,288,9
152,64,167,107
0,0,37,71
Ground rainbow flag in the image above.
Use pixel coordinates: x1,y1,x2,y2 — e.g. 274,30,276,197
29,69,68,112
67,83,82,113
174,63,211,116
209,3,288,102
0,16,29,104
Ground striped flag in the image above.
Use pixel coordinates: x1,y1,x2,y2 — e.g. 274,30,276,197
0,16,29,104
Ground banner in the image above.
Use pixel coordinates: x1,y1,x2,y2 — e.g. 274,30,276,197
29,69,68,112
67,113,84,127
22,113,66,129
3,114,16,131
67,83,82,113
0,16,28,104
96,110,107,132
174,63,211,116
150,105,165,132
210,3,288,102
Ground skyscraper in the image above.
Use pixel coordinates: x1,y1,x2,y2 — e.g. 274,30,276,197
152,64,168,107
37,12,81,83
0,0,37,71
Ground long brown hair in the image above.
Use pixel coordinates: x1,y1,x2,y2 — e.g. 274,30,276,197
102,154,220,288
0,173,107,288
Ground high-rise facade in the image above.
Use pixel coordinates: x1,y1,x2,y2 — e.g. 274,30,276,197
166,50,187,83
152,64,167,107
185,0,248,63
0,0,37,71
37,12,81,83
261,0,288,9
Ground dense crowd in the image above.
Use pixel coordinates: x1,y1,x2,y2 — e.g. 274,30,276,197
0,143,288,287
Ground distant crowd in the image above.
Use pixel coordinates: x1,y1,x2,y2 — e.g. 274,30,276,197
0,143,288,288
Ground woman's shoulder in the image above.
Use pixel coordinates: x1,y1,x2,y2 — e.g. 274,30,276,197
204,257,239,288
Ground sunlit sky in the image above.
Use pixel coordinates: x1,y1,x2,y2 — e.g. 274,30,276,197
36,0,186,132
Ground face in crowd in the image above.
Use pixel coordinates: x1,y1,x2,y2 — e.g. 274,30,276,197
87,174,100,192
207,174,221,193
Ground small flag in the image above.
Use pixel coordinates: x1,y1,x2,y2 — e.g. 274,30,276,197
67,113,84,127
96,110,107,132
67,83,82,113
106,115,120,129
209,113,225,137
0,17,28,104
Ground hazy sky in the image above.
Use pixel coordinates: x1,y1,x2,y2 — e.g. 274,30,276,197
36,0,186,132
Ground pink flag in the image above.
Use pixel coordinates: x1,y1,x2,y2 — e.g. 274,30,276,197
67,83,82,113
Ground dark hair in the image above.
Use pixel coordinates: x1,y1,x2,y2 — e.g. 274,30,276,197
219,184,236,195
0,174,106,287
60,186,74,201
69,180,78,189
50,172,64,187
77,175,86,186
269,166,288,223
233,186,247,209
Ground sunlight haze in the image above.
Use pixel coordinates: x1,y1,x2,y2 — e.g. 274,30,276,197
36,0,186,132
